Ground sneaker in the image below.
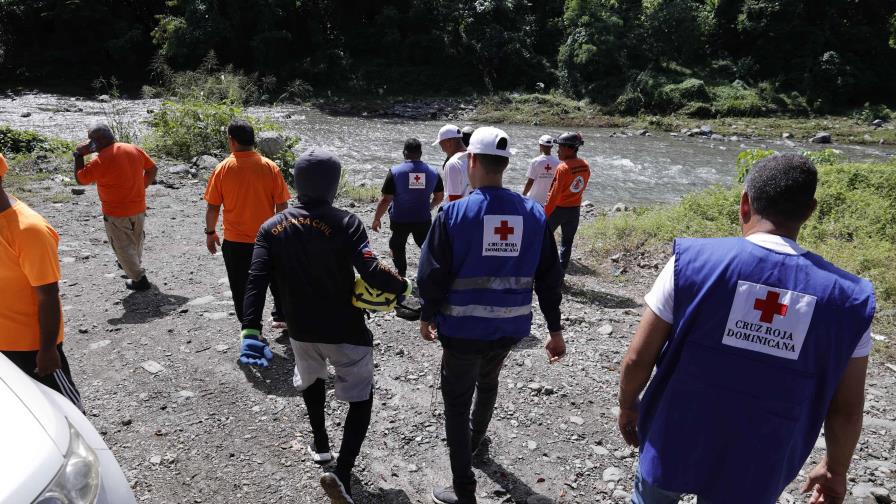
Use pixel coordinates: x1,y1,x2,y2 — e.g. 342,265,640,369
431,485,477,504
320,472,354,504
270,318,288,331
125,276,151,291
309,445,334,465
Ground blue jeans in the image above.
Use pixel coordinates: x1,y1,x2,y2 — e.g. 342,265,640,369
632,468,713,504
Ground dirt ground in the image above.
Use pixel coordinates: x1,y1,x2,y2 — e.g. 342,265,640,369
12,170,896,504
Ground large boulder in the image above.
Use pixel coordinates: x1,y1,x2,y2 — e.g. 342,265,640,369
810,132,832,144
256,131,286,157
191,155,219,171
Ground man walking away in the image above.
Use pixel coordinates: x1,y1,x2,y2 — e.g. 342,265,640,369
543,132,590,276
74,123,158,291
204,119,291,329
433,124,471,202
618,154,875,504
461,126,475,148
522,135,561,206
371,138,444,276
1,153,82,409
417,127,566,504
241,149,410,504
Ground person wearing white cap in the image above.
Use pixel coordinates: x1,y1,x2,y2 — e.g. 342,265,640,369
433,124,472,202
461,126,475,148
417,127,567,504
522,135,561,206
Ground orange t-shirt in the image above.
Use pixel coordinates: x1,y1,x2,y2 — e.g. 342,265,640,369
0,200,64,351
0,153,8,177
203,151,291,243
76,143,156,217
544,158,591,216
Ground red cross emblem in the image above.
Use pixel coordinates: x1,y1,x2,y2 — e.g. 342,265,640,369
544,164,552,172
754,291,788,323
493,220,515,241
414,174,421,182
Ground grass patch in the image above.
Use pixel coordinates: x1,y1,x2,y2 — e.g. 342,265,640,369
582,160,896,343
47,193,72,204
472,93,623,128
336,173,381,204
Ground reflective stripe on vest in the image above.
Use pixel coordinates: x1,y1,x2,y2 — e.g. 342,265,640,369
441,303,532,318
451,277,534,290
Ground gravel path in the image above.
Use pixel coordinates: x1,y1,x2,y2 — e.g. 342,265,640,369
14,170,895,504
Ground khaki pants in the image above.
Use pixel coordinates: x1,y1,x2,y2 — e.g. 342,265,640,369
103,213,145,280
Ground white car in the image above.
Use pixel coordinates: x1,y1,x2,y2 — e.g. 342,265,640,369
0,354,136,504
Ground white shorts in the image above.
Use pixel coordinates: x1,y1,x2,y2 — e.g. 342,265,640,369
289,340,374,403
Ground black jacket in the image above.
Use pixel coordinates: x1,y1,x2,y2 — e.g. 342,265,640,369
242,201,407,346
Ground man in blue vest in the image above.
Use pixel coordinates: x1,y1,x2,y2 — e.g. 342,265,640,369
618,154,875,504
372,138,445,276
417,127,567,504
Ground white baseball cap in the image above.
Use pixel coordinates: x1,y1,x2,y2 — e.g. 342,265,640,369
538,135,554,146
467,126,511,158
432,124,463,146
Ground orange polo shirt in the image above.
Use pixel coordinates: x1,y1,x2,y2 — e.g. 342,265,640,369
204,151,291,243
76,143,156,217
0,153,8,177
0,200,64,351
544,158,591,216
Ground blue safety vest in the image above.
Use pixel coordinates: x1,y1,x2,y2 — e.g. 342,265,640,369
435,187,546,341
638,237,875,504
389,160,438,223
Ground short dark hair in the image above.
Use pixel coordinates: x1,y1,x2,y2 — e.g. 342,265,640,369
745,154,818,225
403,138,422,156
474,153,509,175
227,119,255,147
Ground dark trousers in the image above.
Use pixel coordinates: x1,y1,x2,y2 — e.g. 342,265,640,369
222,240,283,323
2,343,82,410
548,206,581,272
389,220,431,277
441,347,511,489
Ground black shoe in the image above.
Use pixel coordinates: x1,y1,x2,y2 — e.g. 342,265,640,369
320,472,354,504
125,276,151,291
432,485,477,504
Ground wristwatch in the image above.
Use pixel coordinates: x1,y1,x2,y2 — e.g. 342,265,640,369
204,229,216,235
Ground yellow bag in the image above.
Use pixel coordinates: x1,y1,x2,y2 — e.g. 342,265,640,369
351,277,412,312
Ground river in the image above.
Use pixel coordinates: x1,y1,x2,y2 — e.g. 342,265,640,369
2,93,893,206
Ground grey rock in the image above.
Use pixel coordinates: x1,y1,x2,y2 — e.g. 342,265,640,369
591,445,610,456
526,495,554,504
191,155,219,171
140,360,164,374
527,440,538,450
149,455,162,465
89,339,111,350
612,490,631,501
582,200,594,208
597,325,614,336
700,125,713,135
20,111,31,118
188,295,216,306
203,312,229,320
97,95,111,103
810,132,832,144
569,416,585,425
602,466,623,482
167,164,190,175
256,131,286,157
710,134,725,141
872,119,885,128
613,203,629,212
870,487,892,504
636,129,649,136
176,390,196,399
71,187,86,195
782,132,794,139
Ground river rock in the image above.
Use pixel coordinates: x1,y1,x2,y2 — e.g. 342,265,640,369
168,164,190,175
870,487,892,504
613,203,629,212
71,188,86,195
140,360,164,374
602,466,623,482
782,132,794,139
20,111,31,118
636,129,649,136
710,134,725,141
256,131,286,157
191,155,219,171
97,95,111,103
700,125,713,135
872,119,885,128
810,132,832,144
597,324,614,335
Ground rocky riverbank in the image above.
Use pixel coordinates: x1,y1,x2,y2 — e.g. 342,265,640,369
4,166,893,504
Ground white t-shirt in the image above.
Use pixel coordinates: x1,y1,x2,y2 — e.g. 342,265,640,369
644,233,872,358
443,152,471,199
525,154,561,205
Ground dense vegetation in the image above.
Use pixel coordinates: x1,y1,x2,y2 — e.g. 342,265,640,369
582,153,896,338
1,1,894,114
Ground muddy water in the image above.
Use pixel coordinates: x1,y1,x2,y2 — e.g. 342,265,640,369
2,93,893,206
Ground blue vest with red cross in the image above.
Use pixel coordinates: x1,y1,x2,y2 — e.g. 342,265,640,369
435,187,546,341
389,160,438,223
637,237,875,504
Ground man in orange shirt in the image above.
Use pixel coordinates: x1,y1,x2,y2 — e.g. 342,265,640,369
204,119,291,330
74,123,158,291
1,153,82,409
544,132,590,277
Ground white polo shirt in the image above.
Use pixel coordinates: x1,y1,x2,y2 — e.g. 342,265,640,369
443,151,471,199
644,232,872,357
525,154,561,205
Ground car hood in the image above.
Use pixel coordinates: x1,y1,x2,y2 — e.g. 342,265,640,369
0,356,68,503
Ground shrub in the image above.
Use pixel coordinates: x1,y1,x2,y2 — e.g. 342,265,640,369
660,78,711,112
852,103,893,125
0,126,75,156
144,100,246,161
709,83,769,117
802,148,844,166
